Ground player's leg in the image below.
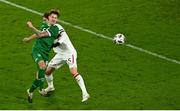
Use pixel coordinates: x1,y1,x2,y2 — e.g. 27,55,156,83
67,53,90,102
45,53,65,92
70,67,90,102
27,52,47,103
29,60,46,93
45,66,55,92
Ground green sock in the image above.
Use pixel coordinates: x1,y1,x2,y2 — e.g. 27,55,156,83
29,69,45,92
29,79,39,92
38,69,45,91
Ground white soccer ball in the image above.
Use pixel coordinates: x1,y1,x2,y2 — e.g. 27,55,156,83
113,33,125,44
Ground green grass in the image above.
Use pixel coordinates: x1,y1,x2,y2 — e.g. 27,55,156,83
0,0,180,109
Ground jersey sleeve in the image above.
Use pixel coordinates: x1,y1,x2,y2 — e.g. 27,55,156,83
46,25,59,37
58,31,67,44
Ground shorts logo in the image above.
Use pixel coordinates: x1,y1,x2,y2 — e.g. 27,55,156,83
37,54,41,57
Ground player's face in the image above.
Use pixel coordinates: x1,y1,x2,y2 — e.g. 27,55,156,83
48,14,58,25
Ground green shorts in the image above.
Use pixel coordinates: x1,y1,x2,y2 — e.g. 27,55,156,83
32,50,48,64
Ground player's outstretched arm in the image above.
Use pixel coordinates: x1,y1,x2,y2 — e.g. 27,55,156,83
23,34,37,43
27,21,49,38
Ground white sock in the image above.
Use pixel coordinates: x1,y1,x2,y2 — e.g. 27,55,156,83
45,74,54,88
75,74,88,95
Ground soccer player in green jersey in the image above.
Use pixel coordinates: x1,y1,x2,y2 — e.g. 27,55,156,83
24,10,61,103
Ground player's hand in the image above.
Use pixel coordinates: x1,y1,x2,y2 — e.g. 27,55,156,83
22,37,31,43
27,21,33,28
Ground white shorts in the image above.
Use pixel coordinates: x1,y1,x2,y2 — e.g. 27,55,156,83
48,52,77,69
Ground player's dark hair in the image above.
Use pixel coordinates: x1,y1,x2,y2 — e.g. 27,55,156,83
49,9,60,17
43,12,49,19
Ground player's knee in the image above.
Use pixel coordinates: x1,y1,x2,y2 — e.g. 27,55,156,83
70,68,78,77
40,64,46,70
38,61,46,70
45,67,55,76
45,69,51,76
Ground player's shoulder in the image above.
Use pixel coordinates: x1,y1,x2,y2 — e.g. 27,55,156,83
40,21,49,30
54,23,64,30
41,21,48,26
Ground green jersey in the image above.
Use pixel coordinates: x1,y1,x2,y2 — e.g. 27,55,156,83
32,22,63,62
32,22,64,53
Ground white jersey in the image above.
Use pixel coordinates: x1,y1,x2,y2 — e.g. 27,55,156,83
52,25,76,55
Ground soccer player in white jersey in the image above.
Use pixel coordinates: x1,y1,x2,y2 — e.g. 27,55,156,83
45,25,90,102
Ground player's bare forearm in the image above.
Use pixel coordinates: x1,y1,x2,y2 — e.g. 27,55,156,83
29,26,42,37
23,32,48,43
29,34,37,40
23,34,37,43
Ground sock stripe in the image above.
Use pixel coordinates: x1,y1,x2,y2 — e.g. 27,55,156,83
74,73,79,78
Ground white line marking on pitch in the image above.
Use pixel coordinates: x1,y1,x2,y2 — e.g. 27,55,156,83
1,0,180,65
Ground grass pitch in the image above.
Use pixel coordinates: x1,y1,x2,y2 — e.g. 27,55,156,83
0,0,180,109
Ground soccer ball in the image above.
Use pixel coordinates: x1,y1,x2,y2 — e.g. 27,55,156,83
113,33,125,44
